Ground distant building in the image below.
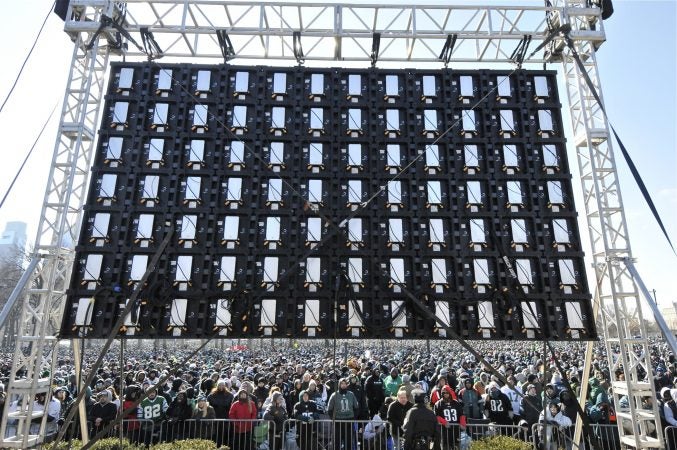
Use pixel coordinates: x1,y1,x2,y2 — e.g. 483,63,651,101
0,221,27,263
660,305,677,334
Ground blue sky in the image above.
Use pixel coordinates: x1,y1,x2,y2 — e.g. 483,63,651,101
593,0,676,309
0,0,674,311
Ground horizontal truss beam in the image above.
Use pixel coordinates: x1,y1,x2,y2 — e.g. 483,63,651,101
65,0,605,62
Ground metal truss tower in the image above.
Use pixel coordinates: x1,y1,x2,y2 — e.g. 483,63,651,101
0,0,661,448
0,3,111,446
553,1,663,447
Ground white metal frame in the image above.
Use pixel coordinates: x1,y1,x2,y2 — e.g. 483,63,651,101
556,1,662,446
63,1,604,62
0,3,111,447
0,1,660,448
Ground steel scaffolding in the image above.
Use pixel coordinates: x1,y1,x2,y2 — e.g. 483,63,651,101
556,1,662,446
0,2,110,446
0,0,661,448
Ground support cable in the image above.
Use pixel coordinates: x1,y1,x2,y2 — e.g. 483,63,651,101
140,27,163,60
85,15,143,52
0,1,54,115
0,103,58,210
510,35,532,68
479,207,603,449
563,33,676,256
53,227,175,447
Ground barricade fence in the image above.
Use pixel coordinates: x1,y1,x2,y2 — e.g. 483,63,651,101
533,423,572,450
531,423,656,450
283,418,384,450
77,418,273,448
159,418,270,449
84,419,156,444
281,420,528,450
666,426,677,450
55,417,662,450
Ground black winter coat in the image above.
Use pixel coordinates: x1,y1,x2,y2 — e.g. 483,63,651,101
208,390,234,419
402,404,440,450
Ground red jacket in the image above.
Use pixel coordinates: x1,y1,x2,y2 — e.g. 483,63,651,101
430,384,458,405
229,399,257,433
122,400,139,430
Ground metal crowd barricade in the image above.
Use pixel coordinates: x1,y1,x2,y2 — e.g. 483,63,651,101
531,423,572,450
666,426,677,450
119,418,155,444
590,424,621,450
155,418,274,450
436,423,463,450
81,419,155,443
284,418,389,450
229,418,274,450
531,422,625,450
462,422,529,442
464,418,491,442
158,418,230,443
283,418,530,450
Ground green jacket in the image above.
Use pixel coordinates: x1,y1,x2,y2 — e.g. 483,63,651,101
384,375,403,397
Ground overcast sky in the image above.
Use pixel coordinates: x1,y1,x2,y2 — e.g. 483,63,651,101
0,0,674,314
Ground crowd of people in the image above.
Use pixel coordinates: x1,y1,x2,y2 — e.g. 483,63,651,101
0,337,675,449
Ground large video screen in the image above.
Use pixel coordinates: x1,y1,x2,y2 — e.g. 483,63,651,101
60,63,595,340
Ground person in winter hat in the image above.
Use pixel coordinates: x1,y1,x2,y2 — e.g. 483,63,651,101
538,402,572,450
542,383,560,406
263,391,288,450
165,391,193,440
586,378,611,424
520,384,541,434
660,387,677,449
229,389,257,450
458,378,483,420
293,390,320,450
88,390,116,435
483,382,513,426
328,378,360,450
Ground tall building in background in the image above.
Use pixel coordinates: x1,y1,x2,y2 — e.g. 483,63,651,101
0,221,27,262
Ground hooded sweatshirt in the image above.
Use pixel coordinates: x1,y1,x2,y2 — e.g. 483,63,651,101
559,390,577,423
588,378,608,406
542,383,560,406
660,387,677,427
263,392,288,431
458,380,482,419
587,379,610,424
293,390,320,423
520,387,541,426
